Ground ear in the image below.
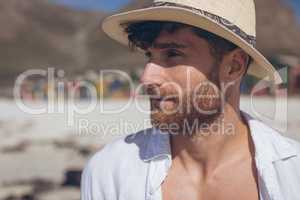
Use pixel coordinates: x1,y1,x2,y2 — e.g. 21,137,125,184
220,48,249,82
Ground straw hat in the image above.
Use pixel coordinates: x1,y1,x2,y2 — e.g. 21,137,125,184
102,0,282,84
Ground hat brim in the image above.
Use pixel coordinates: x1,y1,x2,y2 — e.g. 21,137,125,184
102,6,282,84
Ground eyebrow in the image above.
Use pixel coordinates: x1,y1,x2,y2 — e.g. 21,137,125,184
151,42,188,49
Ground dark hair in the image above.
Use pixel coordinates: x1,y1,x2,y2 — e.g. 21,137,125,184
124,21,251,67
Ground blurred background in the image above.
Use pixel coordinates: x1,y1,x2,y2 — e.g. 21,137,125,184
0,0,299,199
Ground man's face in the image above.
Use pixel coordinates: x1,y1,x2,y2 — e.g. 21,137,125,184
141,27,223,135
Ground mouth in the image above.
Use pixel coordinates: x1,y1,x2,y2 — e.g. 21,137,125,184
150,95,179,110
150,95,178,102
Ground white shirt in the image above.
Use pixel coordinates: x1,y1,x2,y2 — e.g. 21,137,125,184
81,112,300,200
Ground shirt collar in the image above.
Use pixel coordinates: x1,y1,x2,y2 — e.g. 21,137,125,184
242,111,297,166
142,111,298,166
141,128,171,162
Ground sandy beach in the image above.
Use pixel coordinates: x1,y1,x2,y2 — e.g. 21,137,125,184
0,97,299,200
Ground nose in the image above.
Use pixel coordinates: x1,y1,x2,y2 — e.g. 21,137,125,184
140,63,165,86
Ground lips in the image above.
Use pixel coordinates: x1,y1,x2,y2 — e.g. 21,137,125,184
150,95,179,109
144,85,179,104
150,95,178,101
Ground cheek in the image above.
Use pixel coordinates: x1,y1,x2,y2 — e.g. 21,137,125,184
191,81,221,112
183,67,221,111
165,66,209,90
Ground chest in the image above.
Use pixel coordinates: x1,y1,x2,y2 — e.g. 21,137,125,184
161,162,260,200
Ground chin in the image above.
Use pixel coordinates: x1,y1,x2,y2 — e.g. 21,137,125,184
149,92,222,134
150,104,221,135
151,111,181,133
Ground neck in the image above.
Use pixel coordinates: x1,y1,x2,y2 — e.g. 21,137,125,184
170,104,253,176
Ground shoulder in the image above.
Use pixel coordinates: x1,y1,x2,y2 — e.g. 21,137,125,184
81,128,152,199
285,137,300,155
84,128,152,169
258,119,300,156
243,111,300,162
267,128,300,165
81,128,153,180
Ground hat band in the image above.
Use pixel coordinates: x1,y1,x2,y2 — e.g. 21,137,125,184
148,1,256,47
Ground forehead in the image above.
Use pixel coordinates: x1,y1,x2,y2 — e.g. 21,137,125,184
151,27,209,50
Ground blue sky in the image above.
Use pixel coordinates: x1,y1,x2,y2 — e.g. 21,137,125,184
288,0,300,22
50,0,300,22
49,0,131,12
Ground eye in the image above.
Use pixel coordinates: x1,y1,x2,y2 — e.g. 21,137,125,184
166,49,182,58
145,51,152,59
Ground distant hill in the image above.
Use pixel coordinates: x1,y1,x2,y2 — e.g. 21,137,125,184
0,0,101,79
0,0,144,82
255,0,300,57
0,0,299,83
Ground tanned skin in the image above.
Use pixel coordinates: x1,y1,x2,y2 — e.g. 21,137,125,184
140,27,260,200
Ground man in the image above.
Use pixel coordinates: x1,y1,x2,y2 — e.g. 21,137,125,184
81,0,300,200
